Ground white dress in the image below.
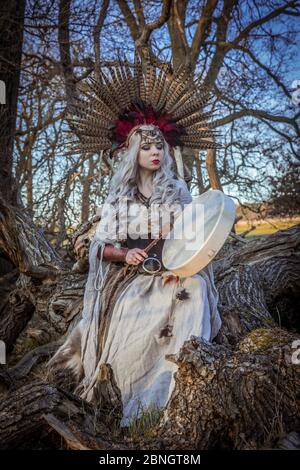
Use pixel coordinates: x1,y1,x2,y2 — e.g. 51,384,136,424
49,180,221,427
94,266,219,426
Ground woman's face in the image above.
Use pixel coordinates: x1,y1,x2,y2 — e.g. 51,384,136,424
137,140,164,172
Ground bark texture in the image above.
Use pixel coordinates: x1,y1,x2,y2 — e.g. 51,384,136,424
0,217,299,450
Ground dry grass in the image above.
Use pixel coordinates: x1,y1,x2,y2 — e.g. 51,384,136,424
236,218,300,236
123,400,164,441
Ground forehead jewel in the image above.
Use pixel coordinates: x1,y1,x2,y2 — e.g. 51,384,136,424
138,128,164,141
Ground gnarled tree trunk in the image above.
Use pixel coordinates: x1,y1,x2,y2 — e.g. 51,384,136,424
0,216,299,449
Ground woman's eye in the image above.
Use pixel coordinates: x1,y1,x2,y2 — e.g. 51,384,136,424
156,145,163,150
142,146,150,150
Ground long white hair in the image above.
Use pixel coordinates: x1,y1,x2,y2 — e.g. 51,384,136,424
105,124,182,207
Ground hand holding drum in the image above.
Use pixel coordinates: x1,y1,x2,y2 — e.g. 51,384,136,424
125,248,148,265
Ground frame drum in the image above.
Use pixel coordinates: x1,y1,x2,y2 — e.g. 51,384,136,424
162,189,236,277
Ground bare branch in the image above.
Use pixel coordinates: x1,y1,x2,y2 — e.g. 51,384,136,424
93,0,110,77
117,0,140,40
203,0,239,89
136,0,172,48
133,0,146,29
233,1,300,45
190,0,218,68
206,41,292,100
58,0,77,105
212,108,300,135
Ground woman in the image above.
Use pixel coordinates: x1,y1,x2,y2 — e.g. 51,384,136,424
49,123,221,427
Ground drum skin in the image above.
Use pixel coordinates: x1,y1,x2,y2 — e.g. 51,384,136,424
162,190,236,277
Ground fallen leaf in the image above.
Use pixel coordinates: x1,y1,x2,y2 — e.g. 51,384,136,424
161,272,180,287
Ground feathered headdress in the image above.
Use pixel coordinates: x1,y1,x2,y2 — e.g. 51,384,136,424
66,54,219,155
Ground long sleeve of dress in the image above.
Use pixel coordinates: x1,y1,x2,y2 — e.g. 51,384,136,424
101,244,129,262
47,200,123,386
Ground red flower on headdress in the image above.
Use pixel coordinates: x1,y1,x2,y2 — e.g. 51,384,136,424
113,104,184,150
